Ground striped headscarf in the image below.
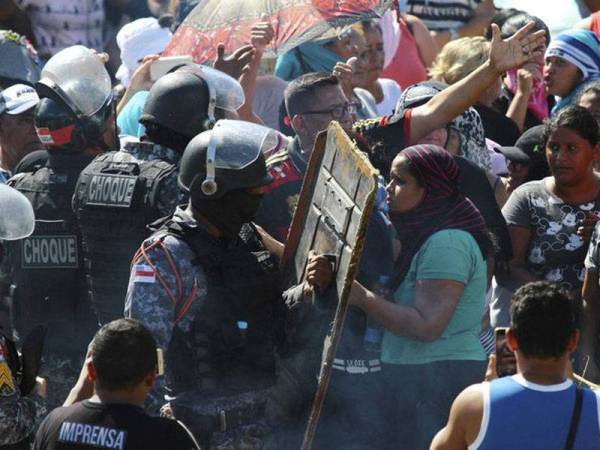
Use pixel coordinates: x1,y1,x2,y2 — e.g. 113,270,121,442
546,30,600,80
546,30,600,114
390,145,488,289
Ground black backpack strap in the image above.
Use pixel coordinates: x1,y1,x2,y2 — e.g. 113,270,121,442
565,385,584,450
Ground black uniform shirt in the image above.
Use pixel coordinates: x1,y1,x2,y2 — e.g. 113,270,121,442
33,400,199,450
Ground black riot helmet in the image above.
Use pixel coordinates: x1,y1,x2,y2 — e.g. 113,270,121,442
0,30,41,88
396,80,447,114
178,120,277,203
34,45,115,153
140,65,245,139
352,81,449,177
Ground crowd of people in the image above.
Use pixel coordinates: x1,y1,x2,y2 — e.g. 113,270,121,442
1,1,600,449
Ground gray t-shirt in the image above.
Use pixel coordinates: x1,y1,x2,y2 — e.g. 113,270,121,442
585,222,600,273
502,179,600,291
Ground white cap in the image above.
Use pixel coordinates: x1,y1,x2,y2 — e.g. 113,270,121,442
116,17,173,87
0,83,39,115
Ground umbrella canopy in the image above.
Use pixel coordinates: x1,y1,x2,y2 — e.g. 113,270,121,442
165,0,392,64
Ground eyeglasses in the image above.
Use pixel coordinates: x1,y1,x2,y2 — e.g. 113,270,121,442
299,102,358,120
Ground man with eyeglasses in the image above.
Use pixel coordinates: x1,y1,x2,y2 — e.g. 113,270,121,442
256,73,355,241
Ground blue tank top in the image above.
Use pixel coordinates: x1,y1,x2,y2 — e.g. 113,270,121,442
472,375,600,450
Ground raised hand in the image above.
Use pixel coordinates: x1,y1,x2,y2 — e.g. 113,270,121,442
489,22,546,74
333,57,358,98
251,14,275,53
214,43,255,79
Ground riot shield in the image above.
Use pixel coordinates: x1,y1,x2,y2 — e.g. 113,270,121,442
281,122,378,450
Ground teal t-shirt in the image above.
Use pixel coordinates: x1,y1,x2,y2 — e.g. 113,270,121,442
381,229,487,365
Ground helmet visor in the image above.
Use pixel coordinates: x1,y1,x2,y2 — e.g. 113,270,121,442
40,46,112,117
210,120,281,169
178,64,245,113
0,184,35,240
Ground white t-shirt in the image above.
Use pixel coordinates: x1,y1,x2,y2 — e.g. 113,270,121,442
17,0,105,57
375,78,402,116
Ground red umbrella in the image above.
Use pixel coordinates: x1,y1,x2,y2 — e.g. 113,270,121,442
165,0,392,63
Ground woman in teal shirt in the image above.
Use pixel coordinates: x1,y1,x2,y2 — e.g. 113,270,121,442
349,145,490,449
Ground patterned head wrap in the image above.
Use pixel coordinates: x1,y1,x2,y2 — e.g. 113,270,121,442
449,107,491,172
390,145,488,288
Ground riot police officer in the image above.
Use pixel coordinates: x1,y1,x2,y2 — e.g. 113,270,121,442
1,45,117,410
0,184,47,449
73,65,245,325
124,120,331,449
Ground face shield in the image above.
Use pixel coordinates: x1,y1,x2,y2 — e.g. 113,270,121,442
0,184,35,240
37,46,112,120
201,120,278,195
176,65,245,127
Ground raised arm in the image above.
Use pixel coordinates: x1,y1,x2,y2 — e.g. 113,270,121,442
410,22,546,144
237,16,274,124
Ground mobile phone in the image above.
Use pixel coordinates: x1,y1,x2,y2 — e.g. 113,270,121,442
156,348,164,376
495,327,516,377
150,56,193,81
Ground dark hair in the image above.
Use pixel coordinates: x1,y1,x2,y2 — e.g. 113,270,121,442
143,122,194,153
284,72,340,117
92,318,157,391
510,282,577,359
500,13,551,47
361,19,382,35
543,105,599,148
484,8,524,40
577,80,600,105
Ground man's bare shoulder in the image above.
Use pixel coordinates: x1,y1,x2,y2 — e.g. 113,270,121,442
430,383,486,450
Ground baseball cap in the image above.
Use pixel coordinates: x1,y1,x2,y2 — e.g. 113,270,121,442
496,145,530,164
498,125,545,163
497,125,549,179
0,83,39,115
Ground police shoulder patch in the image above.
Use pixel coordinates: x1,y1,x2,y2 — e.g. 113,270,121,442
133,263,156,284
0,356,16,396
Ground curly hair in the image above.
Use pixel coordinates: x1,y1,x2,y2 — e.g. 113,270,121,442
542,105,599,148
429,37,490,85
510,282,577,359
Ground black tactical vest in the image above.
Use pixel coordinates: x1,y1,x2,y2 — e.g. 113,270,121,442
159,219,284,398
7,154,91,355
73,151,176,325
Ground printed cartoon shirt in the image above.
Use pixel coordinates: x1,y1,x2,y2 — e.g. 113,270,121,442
585,222,600,273
502,179,600,292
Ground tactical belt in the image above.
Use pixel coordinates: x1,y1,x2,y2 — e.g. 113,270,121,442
332,358,381,375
